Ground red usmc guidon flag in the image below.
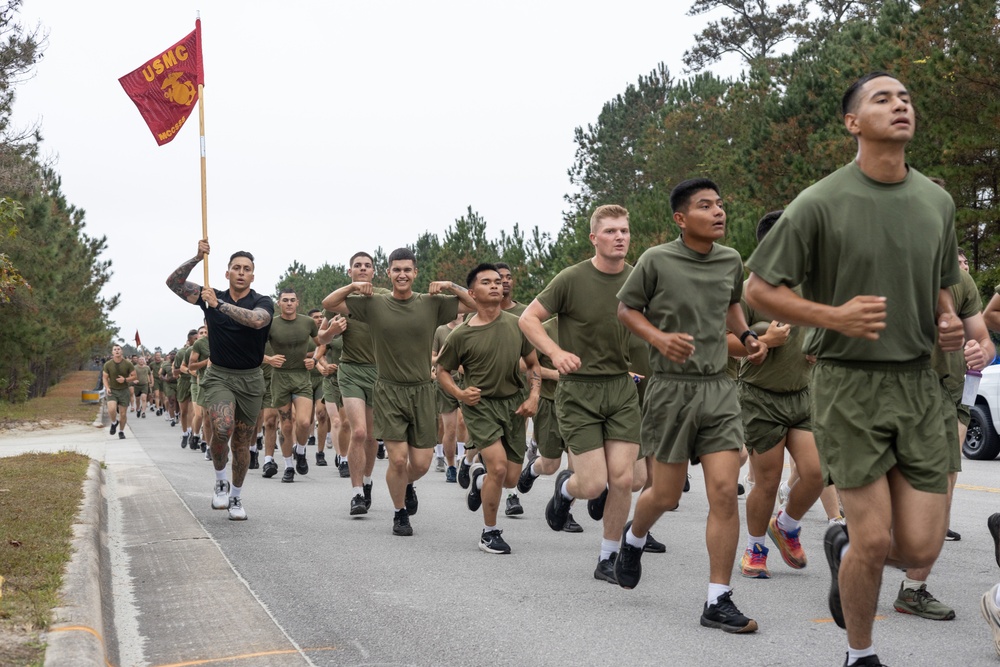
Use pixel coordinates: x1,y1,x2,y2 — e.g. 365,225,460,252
119,20,203,146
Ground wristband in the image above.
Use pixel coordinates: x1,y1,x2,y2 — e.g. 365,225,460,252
739,330,758,345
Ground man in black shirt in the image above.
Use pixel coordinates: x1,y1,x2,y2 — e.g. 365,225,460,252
167,239,274,520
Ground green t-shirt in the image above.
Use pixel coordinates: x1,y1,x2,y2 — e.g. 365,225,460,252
268,314,319,371
746,162,961,362
260,342,274,382
135,365,152,386
348,292,459,384
324,335,344,366
103,359,135,390
504,302,528,317
617,238,742,376
332,287,392,365
437,311,533,399
175,347,192,385
934,270,982,397
538,318,559,401
535,259,633,377
738,283,811,392
307,341,323,379
191,336,211,382
433,323,456,355
148,359,162,379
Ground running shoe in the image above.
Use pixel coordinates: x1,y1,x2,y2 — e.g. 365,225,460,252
261,460,278,478
945,528,961,541
683,474,691,493
315,451,327,466
544,469,573,531
445,466,457,483
778,481,791,508
479,529,511,554
517,453,538,493
615,521,643,589
212,480,230,509
505,493,523,516
588,486,608,521
990,513,1000,569
644,532,666,554
594,553,617,584
768,513,807,569
281,467,295,483
376,441,386,459
467,465,485,512
701,591,758,633
109,421,118,436
249,451,259,470
829,516,846,526
118,432,126,440
363,482,373,509
458,459,472,489
339,460,350,478
824,522,849,629
307,435,316,447
405,483,418,515
181,434,188,449
140,411,146,419
227,496,247,521
295,451,309,475
350,493,367,516
190,435,200,450
435,456,446,473
981,583,1000,657
842,656,886,666
740,543,770,579
204,449,211,460
200,440,207,453
393,508,412,536
563,513,584,533
893,582,955,620
170,419,176,427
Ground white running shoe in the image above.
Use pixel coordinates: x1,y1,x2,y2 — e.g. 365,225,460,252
228,496,247,521
212,480,230,509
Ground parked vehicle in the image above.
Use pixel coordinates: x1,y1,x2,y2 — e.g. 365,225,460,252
964,365,1000,460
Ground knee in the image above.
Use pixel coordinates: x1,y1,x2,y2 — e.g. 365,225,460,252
607,465,634,492
851,531,892,564
536,457,560,475
574,476,609,499
351,426,367,442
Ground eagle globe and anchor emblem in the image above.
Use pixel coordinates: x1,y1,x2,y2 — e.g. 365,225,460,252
161,71,196,105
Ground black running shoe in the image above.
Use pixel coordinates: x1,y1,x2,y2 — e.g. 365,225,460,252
990,513,1000,569
315,451,327,466
181,434,189,449
405,483,418,515
588,486,608,521
281,467,295,483
200,440,207,453
110,421,118,436
458,459,472,489
517,453,538,494
118,431,126,440
563,513,584,533
467,465,485,512
350,493,368,516
295,451,309,475
363,482,373,509
544,469,573,531
683,474,691,493
170,419,176,427
615,521,644,589
505,493,524,517
480,529,511,554
256,434,263,448
249,450,259,470
824,522,849,629
339,460,350,478
594,553,617,584
262,460,278,478
307,435,316,447
445,466,457,483
644,532,666,554
377,441,386,460
842,654,886,667
701,590,758,633
190,435,200,450
393,508,412,536
945,528,961,541
737,483,745,496
140,411,146,419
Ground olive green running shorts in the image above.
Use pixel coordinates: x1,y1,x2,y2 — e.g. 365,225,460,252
136,383,150,397
190,382,205,408
311,374,324,402
261,376,273,411
373,380,437,448
270,369,312,408
108,387,131,406
177,376,192,404
811,359,950,494
339,362,377,406
943,394,964,474
461,393,528,464
535,396,567,460
200,365,265,426
322,375,342,408
163,382,177,399
437,383,461,413
555,374,641,455
642,373,742,465
738,383,811,455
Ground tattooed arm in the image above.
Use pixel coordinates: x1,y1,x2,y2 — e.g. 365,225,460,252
166,240,209,304
201,287,272,330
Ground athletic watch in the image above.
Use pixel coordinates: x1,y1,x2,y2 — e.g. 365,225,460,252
739,330,758,345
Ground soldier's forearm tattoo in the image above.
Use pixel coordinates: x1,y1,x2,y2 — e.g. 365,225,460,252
167,256,202,301
218,303,272,329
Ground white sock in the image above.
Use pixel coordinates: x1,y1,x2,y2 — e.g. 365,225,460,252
483,524,496,533
215,469,226,482
284,456,295,468
776,510,800,533
353,486,363,496
747,534,766,551
475,474,484,490
230,485,241,498
846,646,876,665
434,444,443,457
364,476,373,485
625,526,647,549
263,455,274,464
707,583,731,607
529,461,540,478
295,444,306,456
994,586,1000,607
600,538,619,561
903,577,925,590
560,479,574,500
457,441,465,457
840,543,850,561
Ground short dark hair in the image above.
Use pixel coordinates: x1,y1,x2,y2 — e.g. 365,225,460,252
349,251,373,266
187,329,198,338
387,247,416,265
670,178,721,214
958,248,967,259
307,308,321,316
495,262,511,272
841,71,894,117
756,210,784,243
279,287,297,297
229,251,255,268
466,262,499,288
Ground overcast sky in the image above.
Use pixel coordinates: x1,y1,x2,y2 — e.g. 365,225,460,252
13,1,741,352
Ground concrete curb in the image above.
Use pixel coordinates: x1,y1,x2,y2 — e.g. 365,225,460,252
44,459,108,667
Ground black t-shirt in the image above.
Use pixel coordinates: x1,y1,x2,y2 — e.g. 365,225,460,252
197,288,274,370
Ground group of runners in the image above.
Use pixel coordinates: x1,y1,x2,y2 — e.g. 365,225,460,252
100,71,999,666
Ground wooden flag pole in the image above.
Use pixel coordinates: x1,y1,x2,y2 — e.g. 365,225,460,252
198,82,209,288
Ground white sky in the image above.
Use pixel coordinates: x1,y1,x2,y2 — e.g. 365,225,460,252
13,1,741,352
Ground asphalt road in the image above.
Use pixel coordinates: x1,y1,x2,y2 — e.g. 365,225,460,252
13,412,1000,667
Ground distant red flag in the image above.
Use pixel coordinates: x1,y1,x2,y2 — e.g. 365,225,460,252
119,20,204,146
135,330,142,348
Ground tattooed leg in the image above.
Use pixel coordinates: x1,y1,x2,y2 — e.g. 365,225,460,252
277,404,294,458
231,420,255,487
210,401,236,472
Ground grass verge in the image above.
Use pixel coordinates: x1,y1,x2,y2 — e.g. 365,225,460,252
0,371,102,429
